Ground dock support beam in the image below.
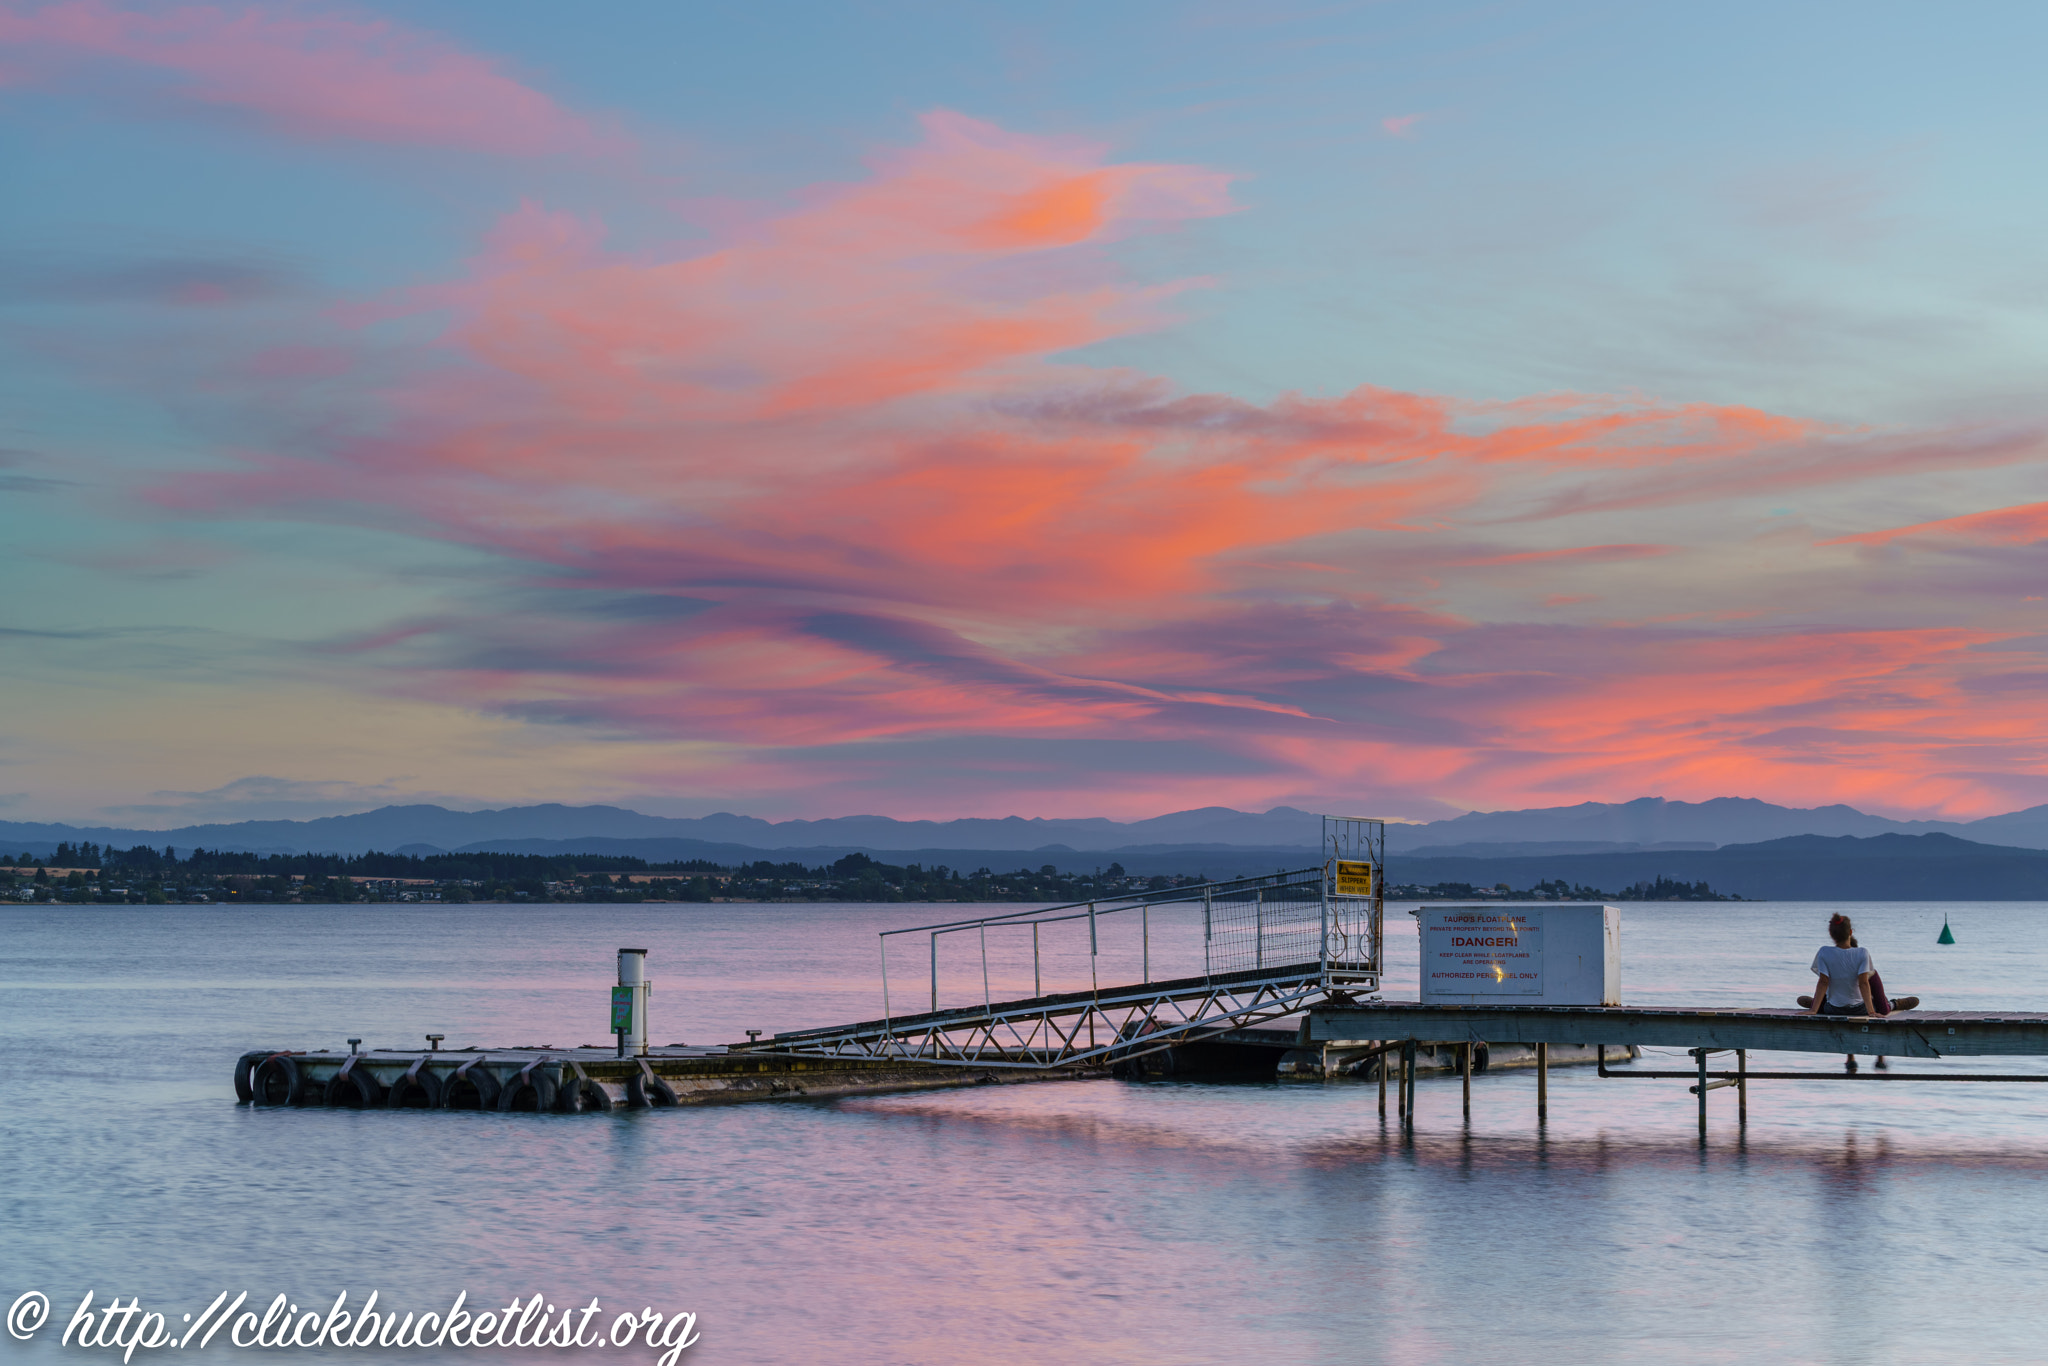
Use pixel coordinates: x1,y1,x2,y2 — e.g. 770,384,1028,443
1697,1047,1708,1138
1536,1041,1548,1123
1738,1048,1747,1127
1378,1042,1388,1116
1401,1039,1416,1127
1461,1041,1471,1120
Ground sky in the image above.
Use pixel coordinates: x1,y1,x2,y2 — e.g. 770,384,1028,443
3,0,2047,827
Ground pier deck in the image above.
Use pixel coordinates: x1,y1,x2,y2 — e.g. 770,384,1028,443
1308,1003,2048,1059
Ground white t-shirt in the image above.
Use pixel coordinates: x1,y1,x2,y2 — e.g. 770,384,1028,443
1811,945,1874,1007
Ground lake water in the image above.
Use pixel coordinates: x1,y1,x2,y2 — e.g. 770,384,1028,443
5,900,2047,1364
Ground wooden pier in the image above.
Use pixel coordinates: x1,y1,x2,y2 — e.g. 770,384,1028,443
233,1006,2048,1130
1310,1003,2048,1135
1307,1003,2048,1059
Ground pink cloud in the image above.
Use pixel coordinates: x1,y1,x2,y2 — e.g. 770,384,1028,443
1459,544,1672,567
0,0,617,153
1822,499,2048,548
116,111,2048,820
1381,113,1422,138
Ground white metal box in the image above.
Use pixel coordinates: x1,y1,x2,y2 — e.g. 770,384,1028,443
1417,904,1619,1006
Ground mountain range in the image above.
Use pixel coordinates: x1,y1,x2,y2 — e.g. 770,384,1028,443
5,794,2048,858
1390,832,2048,901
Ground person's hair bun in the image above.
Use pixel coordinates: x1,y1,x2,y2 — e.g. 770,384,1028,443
1828,912,1853,943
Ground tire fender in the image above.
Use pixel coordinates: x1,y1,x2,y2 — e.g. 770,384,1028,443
567,1061,613,1112
444,1057,500,1110
233,1050,277,1104
501,1059,557,1112
324,1054,385,1108
627,1058,679,1108
251,1053,302,1107
388,1056,443,1109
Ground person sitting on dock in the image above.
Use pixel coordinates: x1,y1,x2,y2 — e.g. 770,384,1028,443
1797,929,1920,1017
1805,914,1878,1019
1798,928,1920,1071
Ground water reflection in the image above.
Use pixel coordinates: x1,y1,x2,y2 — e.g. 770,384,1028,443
7,902,2048,1365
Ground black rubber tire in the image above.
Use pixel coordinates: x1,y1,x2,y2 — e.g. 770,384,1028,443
233,1050,274,1104
627,1070,679,1108
441,1061,500,1110
324,1061,384,1108
251,1054,301,1107
500,1067,556,1113
1472,1042,1491,1073
568,1066,613,1112
387,1062,442,1109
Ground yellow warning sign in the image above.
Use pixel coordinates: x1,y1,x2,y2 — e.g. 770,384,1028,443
1333,860,1374,897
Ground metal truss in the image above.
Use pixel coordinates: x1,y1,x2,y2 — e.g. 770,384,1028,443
746,823,1393,1072
754,961,1346,1070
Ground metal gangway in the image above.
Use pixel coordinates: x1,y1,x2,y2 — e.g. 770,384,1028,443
749,816,1387,1070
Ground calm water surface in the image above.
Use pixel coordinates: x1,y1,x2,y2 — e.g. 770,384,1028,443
4,901,2047,1364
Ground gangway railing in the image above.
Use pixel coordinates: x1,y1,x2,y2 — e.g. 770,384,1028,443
743,816,1388,1070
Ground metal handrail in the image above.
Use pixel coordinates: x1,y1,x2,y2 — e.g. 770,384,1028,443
878,867,1319,939
882,864,1337,1025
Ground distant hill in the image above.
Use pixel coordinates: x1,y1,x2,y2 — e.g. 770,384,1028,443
0,803,1328,856
408,837,1323,881
1384,796,1979,851
1399,840,1720,858
1391,832,2048,900
3,795,2046,861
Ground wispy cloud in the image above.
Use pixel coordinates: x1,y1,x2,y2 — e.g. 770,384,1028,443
0,253,300,307
1823,499,2048,548
0,0,619,153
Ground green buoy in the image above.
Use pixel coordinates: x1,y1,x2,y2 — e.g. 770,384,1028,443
1937,915,1956,945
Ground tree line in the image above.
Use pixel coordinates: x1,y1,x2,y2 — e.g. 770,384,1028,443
4,845,1203,905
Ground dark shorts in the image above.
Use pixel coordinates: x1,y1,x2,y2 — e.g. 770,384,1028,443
1817,999,1873,1017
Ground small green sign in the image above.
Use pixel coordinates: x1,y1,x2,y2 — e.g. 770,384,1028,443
611,985,634,1032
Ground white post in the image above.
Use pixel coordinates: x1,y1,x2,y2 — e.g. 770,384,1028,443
617,948,649,1056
